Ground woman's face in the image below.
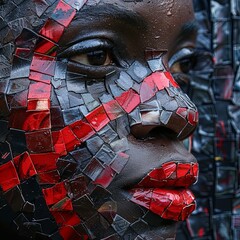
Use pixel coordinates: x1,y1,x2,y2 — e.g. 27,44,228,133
0,0,199,239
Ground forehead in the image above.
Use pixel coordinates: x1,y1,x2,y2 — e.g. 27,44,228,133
60,0,195,52
88,0,195,25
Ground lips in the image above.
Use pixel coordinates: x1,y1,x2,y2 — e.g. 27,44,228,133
129,161,198,221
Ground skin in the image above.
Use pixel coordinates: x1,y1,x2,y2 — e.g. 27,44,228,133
0,0,198,239
59,1,197,237
61,0,197,238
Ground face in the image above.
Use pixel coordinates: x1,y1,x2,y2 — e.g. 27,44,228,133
0,0,199,239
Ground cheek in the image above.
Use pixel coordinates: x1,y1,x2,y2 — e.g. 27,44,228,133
0,0,198,235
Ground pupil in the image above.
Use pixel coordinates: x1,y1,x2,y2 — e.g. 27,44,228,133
180,57,196,74
180,59,192,74
87,50,107,66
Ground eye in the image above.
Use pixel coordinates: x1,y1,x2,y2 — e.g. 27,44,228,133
57,39,119,68
169,48,196,74
170,56,197,74
169,48,214,90
57,38,126,78
71,49,113,66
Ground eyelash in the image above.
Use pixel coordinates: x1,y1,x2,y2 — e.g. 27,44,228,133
170,48,214,71
169,48,196,71
169,48,214,89
59,39,121,66
58,38,112,56
57,38,126,78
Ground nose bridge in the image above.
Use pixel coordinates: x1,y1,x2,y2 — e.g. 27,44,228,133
130,71,198,140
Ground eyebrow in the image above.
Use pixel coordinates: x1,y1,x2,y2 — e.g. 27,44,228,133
173,19,199,47
60,4,198,50
178,20,199,37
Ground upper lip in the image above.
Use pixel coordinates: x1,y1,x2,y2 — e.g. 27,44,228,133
135,161,199,189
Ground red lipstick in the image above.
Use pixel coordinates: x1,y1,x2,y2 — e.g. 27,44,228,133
129,162,198,221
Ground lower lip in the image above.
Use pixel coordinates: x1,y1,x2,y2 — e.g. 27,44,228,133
129,187,196,221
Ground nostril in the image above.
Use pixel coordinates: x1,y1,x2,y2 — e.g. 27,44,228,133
131,124,157,139
149,127,178,140
131,125,178,140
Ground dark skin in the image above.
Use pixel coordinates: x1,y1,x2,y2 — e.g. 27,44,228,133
57,0,198,239
59,1,197,74
0,0,198,239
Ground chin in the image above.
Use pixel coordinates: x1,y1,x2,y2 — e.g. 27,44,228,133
138,225,178,239
140,230,176,240
140,212,179,240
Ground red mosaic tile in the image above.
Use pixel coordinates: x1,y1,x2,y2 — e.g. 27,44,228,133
29,71,51,84
140,72,159,102
165,72,179,88
51,211,81,226
9,109,51,131
137,162,198,189
28,82,51,99
60,126,81,151
103,99,125,120
93,166,116,188
161,201,181,220
149,188,196,221
34,38,57,56
181,203,196,221
177,163,191,178
15,48,32,59
85,105,110,131
51,197,73,211
13,152,37,180
176,107,188,119
150,190,172,216
65,176,88,199
8,90,28,108
30,153,59,172
151,71,170,90
50,106,65,128
59,225,87,240
27,99,50,111
115,89,140,113
70,119,95,142
52,131,67,155
25,126,44,148
0,161,20,191
51,0,76,28
39,19,65,43
137,177,152,187
188,109,198,125
182,189,195,205
192,163,199,177
162,162,177,178
30,53,56,76
130,188,152,209
38,170,61,184
148,168,165,181
42,181,67,206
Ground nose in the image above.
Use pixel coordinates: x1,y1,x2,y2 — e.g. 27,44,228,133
129,71,198,140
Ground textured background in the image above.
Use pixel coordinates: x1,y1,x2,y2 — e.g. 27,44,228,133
0,0,239,239
177,0,240,239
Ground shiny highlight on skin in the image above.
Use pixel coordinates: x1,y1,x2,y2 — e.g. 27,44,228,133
0,0,199,239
